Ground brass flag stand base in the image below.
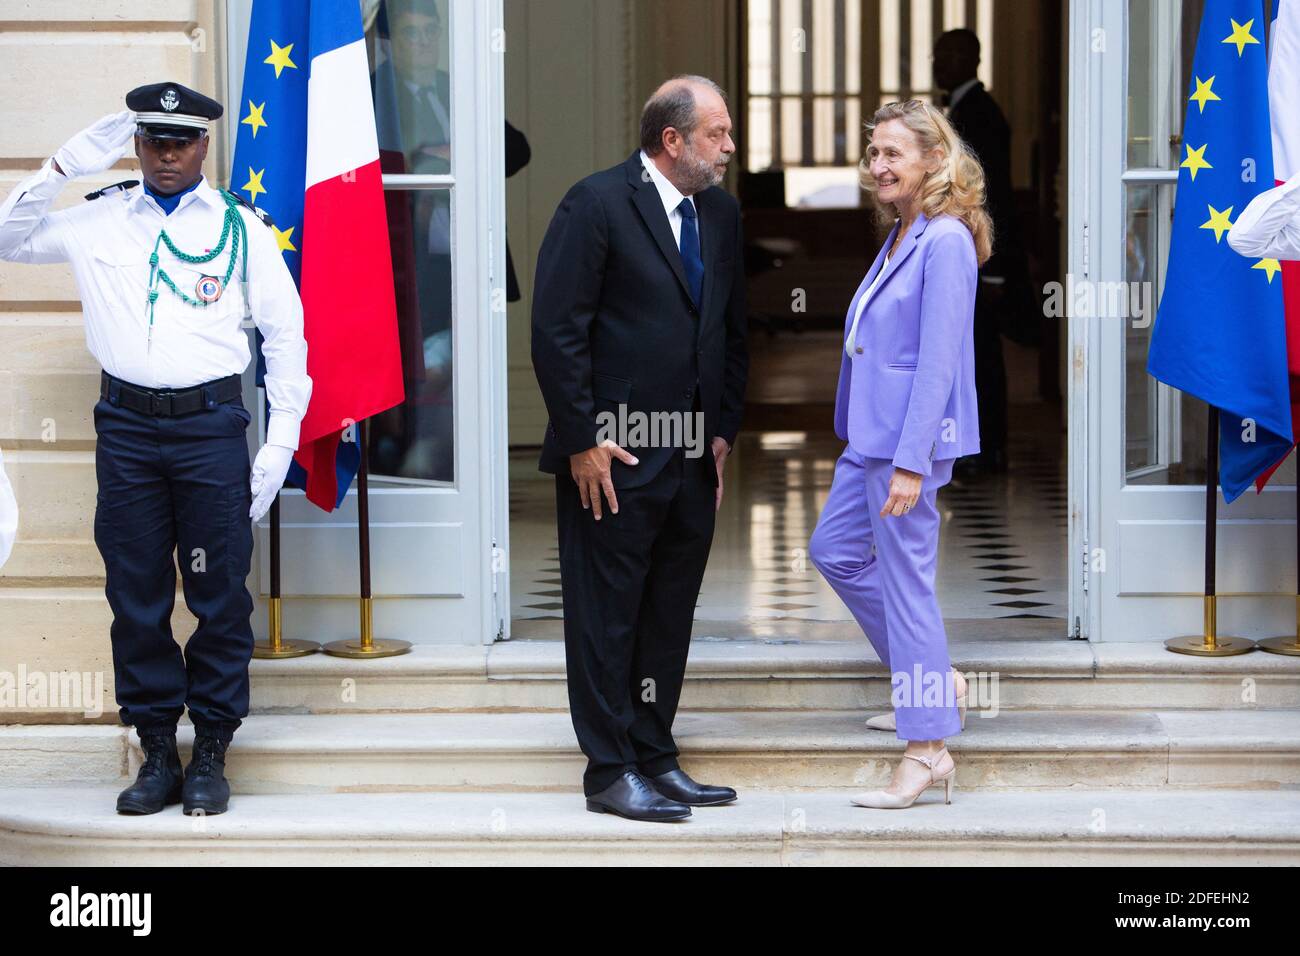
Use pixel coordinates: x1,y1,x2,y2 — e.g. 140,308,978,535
1258,549,1300,654
1165,596,1254,657
321,420,410,660
254,597,320,658
1166,408,1254,657
253,497,319,658
1256,635,1300,655
322,596,411,658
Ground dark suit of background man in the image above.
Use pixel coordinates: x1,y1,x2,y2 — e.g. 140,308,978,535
531,75,749,822
934,28,1027,475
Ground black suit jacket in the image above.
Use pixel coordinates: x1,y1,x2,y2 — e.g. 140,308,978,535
394,68,452,174
531,150,748,489
946,81,1023,277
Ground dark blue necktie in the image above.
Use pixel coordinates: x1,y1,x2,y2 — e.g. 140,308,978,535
677,197,703,308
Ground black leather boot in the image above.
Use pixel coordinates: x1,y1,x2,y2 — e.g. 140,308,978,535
116,729,183,814
182,733,232,815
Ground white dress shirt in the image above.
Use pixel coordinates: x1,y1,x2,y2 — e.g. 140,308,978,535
845,252,891,357
1228,174,1300,262
404,80,452,255
639,149,698,246
945,77,981,113
404,79,451,143
0,161,311,449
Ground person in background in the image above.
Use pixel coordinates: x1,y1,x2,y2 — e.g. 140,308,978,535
933,28,1024,476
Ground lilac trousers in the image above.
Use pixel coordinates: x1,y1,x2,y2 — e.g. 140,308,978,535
809,446,961,741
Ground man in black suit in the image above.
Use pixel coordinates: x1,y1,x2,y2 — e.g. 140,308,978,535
531,75,748,821
934,28,1026,475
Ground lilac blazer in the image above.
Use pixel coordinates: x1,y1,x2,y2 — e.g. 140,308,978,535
834,210,980,476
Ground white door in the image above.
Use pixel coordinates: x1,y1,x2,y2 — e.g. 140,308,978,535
1070,0,1297,642
227,0,509,645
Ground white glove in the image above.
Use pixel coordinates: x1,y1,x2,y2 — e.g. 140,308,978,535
0,447,16,570
53,110,138,180
249,444,295,522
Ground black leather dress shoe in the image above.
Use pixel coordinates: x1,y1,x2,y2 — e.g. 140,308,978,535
647,768,737,806
116,730,183,814
586,771,692,821
182,734,232,815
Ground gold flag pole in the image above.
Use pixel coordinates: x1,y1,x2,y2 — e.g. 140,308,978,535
1167,407,1255,656
253,494,320,657
324,418,411,658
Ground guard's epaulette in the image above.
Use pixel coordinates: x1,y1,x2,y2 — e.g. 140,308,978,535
84,180,139,201
221,188,276,230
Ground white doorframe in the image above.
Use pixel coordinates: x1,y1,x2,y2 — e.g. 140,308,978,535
227,0,508,645
1069,0,1299,643
478,0,511,642
1067,0,1104,641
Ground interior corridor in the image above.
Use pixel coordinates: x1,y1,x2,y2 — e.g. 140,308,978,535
509,335,1067,641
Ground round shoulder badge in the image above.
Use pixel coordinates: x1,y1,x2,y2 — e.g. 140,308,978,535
161,89,179,112
195,275,223,303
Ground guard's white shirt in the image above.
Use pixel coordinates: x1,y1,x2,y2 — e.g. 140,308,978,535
639,149,698,247
845,252,890,357
1228,174,1300,262
0,162,311,449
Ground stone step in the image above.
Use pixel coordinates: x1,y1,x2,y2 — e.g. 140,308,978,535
1,784,1296,865
0,586,185,658
0,725,128,781
40,708,1288,793
8,608,1299,719
7,629,1299,731
244,638,1300,714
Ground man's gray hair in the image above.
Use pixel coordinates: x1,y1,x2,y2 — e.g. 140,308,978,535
639,75,727,156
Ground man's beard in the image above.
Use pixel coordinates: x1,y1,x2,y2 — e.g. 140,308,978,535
676,139,727,193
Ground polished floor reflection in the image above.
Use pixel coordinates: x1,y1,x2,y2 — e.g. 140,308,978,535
509,415,1067,636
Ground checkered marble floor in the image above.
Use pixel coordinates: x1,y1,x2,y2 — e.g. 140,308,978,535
509,418,1067,632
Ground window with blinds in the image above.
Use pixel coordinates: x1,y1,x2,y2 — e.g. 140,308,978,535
744,0,994,205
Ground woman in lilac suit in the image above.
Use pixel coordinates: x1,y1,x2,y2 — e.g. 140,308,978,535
809,100,992,809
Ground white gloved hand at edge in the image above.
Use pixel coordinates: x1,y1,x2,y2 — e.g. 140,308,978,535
53,110,138,180
0,447,17,570
249,444,295,522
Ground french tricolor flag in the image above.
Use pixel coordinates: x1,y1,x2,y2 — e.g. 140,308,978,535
232,0,405,511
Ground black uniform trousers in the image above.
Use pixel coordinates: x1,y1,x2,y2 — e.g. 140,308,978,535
92,385,255,743
555,438,718,796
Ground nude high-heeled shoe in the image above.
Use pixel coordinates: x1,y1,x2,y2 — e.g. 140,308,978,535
865,671,967,731
850,746,955,808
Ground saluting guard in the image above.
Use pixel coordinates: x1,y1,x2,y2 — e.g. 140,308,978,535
0,83,312,815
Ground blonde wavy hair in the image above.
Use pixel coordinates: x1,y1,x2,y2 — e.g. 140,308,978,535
858,99,993,265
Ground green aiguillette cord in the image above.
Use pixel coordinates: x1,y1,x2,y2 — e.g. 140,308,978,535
145,189,249,347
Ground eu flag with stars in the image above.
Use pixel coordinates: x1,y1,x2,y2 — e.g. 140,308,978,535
231,2,351,506
1147,0,1291,502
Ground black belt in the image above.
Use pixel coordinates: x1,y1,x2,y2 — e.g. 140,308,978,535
100,371,243,417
